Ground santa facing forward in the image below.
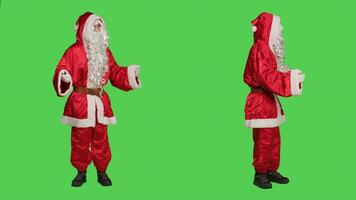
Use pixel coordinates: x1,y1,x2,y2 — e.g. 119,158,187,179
243,12,305,189
53,12,141,187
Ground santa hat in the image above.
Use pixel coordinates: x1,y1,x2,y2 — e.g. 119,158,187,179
74,13,106,33
250,12,281,45
72,12,107,45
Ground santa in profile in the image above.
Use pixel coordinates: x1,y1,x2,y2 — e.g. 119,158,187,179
53,12,141,187
243,12,305,189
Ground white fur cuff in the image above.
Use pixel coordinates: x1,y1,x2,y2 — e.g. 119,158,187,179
245,116,286,128
290,69,302,96
127,65,141,89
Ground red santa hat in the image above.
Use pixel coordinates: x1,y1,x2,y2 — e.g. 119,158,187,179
72,12,107,45
251,12,281,46
72,12,93,45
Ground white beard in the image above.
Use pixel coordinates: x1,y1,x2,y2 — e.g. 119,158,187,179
272,35,290,72
84,27,109,88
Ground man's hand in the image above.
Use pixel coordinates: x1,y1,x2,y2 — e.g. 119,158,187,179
299,72,305,82
61,71,72,83
298,71,305,90
135,66,141,77
129,64,141,79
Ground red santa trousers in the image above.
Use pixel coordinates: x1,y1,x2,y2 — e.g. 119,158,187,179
252,127,281,174
70,122,111,173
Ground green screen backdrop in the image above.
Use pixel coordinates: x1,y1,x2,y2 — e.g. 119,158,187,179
0,0,355,199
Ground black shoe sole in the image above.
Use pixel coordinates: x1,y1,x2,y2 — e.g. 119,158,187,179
72,179,87,187
269,180,289,184
253,181,272,189
98,180,112,187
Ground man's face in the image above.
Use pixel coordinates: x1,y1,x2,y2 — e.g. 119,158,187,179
83,17,109,49
93,19,104,33
94,23,101,32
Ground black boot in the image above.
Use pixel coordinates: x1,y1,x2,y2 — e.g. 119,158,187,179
253,173,272,189
267,171,289,184
71,172,87,187
97,172,112,186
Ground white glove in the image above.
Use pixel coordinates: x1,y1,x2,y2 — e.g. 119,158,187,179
135,66,141,77
61,71,72,83
298,72,305,83
130,64,141,78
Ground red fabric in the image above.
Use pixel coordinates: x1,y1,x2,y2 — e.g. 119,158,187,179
244,12,292,121
253,127,280,173
71,122,111,172
75,12,92,46
251,12,273,44
107,50,132,91
52,12,134,120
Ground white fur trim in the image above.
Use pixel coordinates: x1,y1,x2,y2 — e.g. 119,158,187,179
61,95,96,127
95,95,117,125
244,95,286,128
128,65,141,89
57,69,72,96
269,15,281,50
60,94,117,127
251,26,257,32
245,116,285,128
290,69,302,96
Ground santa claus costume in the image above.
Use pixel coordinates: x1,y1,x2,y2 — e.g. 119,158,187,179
53,12,141,187
243,12,304,189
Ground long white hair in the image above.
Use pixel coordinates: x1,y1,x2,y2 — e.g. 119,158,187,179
271,26,290,72
269,17,290,73
83,15,109,88
272,35,290,72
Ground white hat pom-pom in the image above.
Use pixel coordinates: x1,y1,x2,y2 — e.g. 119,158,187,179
251,26,257,32
73,24,78,32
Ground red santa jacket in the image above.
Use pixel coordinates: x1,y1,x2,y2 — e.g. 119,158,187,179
53,12,141,128
243,12,302,128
